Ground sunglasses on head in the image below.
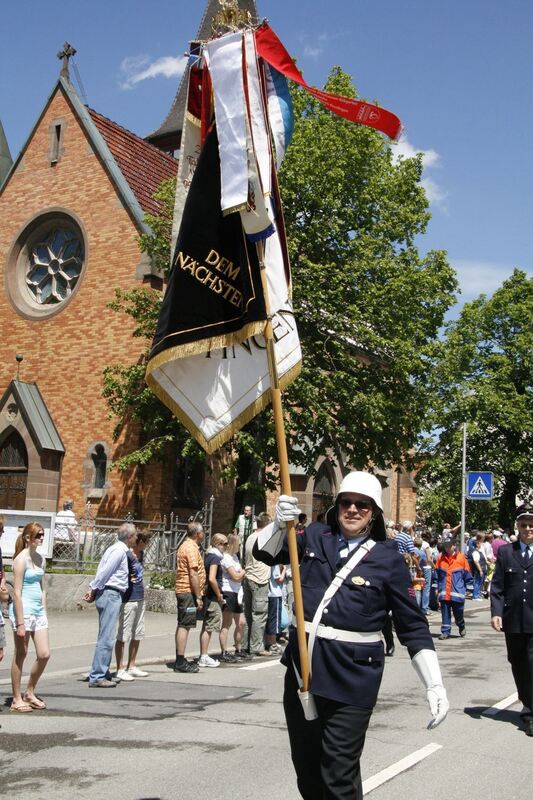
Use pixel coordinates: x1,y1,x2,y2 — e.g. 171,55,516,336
338,499,372,512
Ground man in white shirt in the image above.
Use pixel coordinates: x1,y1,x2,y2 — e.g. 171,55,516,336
83,523,137,688
54,500,79,542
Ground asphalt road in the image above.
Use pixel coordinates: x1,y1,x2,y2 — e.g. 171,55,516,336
0,599,530,800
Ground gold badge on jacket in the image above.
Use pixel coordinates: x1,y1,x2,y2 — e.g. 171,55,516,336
351,576,365,586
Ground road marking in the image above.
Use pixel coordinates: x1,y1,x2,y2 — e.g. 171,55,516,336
362,743,442,795
241,659,282,671
50,631,170,651
482,692,518,716
0,652,177,685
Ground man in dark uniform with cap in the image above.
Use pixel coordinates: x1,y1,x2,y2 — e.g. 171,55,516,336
255,471,448,799
491,501,533,736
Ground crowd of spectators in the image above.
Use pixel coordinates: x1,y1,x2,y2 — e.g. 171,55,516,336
0,507,520,704
382,518,515,643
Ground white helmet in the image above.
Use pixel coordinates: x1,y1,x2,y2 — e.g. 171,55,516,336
337,471,383,511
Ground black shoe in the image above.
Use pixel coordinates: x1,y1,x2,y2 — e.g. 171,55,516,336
173,660,199,673
439,633,450,640
234,650,253,660
219,651,238,663
89,678,116,688
525,720,533,737
459,627,466,638
385,645,395,657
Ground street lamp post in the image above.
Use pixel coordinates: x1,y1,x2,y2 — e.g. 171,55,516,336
460,421,467,553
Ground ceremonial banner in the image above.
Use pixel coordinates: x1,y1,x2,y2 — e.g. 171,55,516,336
255,22,402,141
149,127,266,362
147,307,301,453
146,121,301,452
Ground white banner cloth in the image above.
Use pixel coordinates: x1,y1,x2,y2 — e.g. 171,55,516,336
149,306,301,453
206,32,248,214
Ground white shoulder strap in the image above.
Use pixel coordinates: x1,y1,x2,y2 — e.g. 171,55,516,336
306,538,377,676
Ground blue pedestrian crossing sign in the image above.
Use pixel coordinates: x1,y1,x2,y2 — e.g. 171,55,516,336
466,471,494,500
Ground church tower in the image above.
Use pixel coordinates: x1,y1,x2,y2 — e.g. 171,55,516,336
146,0,259,155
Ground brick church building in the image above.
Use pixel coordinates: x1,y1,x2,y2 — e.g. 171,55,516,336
0,0,416,528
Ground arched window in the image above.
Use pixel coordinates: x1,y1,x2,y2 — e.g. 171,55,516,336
0,430,28,510
82,441,110,500
92,444,107,489
173,454,204,508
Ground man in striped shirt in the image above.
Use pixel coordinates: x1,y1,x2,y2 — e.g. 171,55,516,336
394,520,416,555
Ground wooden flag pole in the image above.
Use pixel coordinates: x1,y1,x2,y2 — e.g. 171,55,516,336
256,241,310,693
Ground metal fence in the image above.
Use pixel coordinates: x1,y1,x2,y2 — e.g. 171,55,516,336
51,496,215,573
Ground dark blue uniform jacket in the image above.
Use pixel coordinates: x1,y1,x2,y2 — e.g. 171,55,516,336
491,542,533,633
254,522,433,708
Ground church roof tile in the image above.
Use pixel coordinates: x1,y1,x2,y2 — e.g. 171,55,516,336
88,108,178,216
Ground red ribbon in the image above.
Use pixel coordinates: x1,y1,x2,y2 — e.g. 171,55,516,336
255,22,402,141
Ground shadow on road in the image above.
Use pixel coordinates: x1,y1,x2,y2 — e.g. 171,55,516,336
463,705,524,731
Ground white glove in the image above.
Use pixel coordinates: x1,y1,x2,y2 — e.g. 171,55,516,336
275,495,301,527
426,685,449,729
411,649,449,729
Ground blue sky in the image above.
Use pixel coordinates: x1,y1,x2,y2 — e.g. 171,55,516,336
2,0,531,312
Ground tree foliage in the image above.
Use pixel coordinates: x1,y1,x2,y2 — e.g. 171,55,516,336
103,68,458,500
416,269,533,530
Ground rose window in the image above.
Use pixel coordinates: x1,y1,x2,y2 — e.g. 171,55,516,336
26,228,84,305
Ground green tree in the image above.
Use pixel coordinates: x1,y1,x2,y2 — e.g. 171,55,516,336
103,69,458,505
417,269,533,531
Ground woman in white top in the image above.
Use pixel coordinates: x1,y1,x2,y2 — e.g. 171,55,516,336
219,533,246,662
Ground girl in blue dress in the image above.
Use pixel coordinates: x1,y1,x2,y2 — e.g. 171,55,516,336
10,522,50,712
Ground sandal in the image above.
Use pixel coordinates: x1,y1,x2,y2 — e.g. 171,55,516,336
10,702,33,713
23,695,46,709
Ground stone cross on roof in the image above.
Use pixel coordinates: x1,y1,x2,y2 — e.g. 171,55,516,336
57,42,77,79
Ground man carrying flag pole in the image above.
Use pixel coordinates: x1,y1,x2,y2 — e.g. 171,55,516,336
146,13,448,797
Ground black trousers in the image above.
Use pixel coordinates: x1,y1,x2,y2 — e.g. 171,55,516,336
283,669,372,800
505,632,533,719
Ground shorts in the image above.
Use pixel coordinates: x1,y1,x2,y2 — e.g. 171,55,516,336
10,614,48,633
265,596,282,636
176,592,197,628
223,591,243,614
117,600,145,642
0,624,6,649
202,597,222,633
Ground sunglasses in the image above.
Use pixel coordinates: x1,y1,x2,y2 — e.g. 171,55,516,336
339,499,372,512
34,532,45,540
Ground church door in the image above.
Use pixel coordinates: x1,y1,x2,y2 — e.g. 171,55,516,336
0,430,28,509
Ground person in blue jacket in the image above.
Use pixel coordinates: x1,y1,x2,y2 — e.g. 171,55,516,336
254,471,448,800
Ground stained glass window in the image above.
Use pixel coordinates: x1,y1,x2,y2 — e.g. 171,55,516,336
26,227,84,305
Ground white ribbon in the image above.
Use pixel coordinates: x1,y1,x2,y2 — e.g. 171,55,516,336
206,32,248,214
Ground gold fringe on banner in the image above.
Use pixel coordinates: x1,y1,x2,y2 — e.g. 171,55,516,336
146,319,266,374
146,355,301,454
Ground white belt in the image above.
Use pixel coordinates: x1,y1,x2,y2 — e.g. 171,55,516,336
304,621,382,644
